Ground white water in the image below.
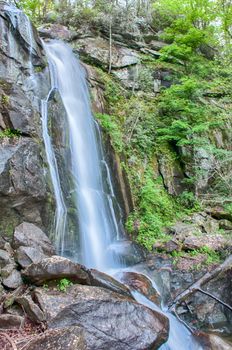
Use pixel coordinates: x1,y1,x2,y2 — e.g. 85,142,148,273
43,40,203,349
44,41,123,271
41,93,67,254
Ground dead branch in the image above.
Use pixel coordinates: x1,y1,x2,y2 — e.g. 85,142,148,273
169,255,232,312
0,332,17,350
198,288,232,311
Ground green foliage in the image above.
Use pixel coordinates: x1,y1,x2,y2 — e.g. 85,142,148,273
178,191,200,209
126,171,184,250
1,94,10,105
57,278,73,292
96,113,123,152
0,129,21,138
199,246,222,264
18,0,54,23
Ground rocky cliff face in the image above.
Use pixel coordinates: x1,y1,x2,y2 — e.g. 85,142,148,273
0,2,54,237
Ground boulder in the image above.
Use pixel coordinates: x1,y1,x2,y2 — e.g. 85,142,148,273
16,295,45,323
2,268,23,289
13,222,55,256
0,140,52,234
206,207,232,221
88,269,132,298
0,83,41,136
168,223,202,239
34,287,78,320
47,285,169,350
73,37,140,70
112,66,139,89
0,314,24,329
22,256,90,285
38,24,73,41
23,326,87,350
219,219,232,230
163,240,181,253
183,234,229,251
16,246,48,268
116,271,161,306
0,249,13,267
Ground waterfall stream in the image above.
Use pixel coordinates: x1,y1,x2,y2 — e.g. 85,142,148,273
44,41,124,271
42,40,202,350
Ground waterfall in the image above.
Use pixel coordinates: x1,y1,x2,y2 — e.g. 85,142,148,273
42,40,202,350
44,41,124,271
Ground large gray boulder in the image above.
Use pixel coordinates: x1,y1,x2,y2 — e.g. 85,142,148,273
88,268,132,298
0,249,13,267
16,246,48,268
2,267,23,289
13,222,55,257
73,37,140,70
36,284,169,350
22,256,90,285
16,295,45,323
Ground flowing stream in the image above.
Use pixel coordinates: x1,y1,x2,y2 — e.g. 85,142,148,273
43,40,202,350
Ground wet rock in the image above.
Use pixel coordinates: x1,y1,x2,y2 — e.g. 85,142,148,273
16,246,48,268
48,285,169,350
0,249,13,267
23,326,87,350
106,240,146,265
16,295,45,323
0,314,24,329
13,222,55,256
73,37,140,70
22,256,90,285
88,269,132,298
2,268,23,289
117,271,161,305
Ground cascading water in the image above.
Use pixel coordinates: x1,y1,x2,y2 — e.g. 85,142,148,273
42,40,203,349
41,92,68,254
44,41,124,271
